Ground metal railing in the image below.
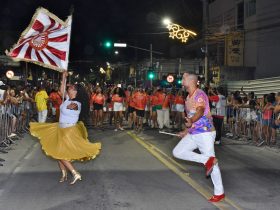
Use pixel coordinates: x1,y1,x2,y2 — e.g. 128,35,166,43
224,106,279,146
0,101,33,165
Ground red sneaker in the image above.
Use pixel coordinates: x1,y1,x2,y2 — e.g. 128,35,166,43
205,156,217,176
208,194,225,202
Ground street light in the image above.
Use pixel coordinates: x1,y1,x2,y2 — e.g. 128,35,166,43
162,18,197,43
163,18,171,26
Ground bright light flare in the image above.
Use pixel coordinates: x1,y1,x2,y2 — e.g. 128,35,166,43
163,18,171,26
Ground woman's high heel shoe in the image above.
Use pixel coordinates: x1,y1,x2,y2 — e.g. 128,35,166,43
70,170,82,185
59,170,68,183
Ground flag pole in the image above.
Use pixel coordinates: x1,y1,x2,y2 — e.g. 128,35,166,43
25,62,28,86
62,6,74,101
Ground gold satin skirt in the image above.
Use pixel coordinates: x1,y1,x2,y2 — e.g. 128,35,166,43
30,121,101,162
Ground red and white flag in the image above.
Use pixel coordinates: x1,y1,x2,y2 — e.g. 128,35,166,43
6,7,72,72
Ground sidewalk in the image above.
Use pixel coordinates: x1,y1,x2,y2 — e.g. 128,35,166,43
221,135,280,154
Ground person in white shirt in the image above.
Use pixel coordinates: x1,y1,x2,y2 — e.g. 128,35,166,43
30,72,101,185
0,81,6,104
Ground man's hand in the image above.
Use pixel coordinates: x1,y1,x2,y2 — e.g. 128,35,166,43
185,117,192,128
178,129,188,138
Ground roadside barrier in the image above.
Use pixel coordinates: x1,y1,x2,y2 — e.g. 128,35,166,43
224,106,278,146
0,102,31,162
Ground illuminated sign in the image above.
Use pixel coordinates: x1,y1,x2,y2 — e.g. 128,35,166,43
6,70,14,79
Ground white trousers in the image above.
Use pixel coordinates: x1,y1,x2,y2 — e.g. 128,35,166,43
157,108,170,129
38,109,48,123
172,131,224,195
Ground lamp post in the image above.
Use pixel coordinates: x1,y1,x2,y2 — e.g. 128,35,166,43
150,44,153,87
202,0,209,84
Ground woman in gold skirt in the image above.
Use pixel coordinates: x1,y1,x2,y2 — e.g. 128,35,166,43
30,71,101,185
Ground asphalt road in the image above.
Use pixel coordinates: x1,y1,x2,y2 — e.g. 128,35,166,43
137,129,280,210
0,126,280,210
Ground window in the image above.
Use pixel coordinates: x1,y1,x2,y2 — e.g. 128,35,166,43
237,2,244,29
246,0,256,17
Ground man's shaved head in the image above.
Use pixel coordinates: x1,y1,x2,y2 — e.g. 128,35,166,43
188,74,198,83
182,73,198,90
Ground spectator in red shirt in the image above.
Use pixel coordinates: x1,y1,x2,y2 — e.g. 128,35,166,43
150,88,159,129
49,86,62,122
133,88,148,132
126,88,136,129
209,87,226,145
91,87,105,129
262,94,275,145
144,89,151,127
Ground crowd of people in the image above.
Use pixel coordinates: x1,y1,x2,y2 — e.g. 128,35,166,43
1,73,280,202
0,79,280,147
224,89,280,146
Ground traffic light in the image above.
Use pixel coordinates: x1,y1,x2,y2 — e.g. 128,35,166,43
175,76,182,87
103,40,112,48
147,70,155,80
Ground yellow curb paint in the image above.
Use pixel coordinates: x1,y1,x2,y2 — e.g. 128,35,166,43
127,131,243,210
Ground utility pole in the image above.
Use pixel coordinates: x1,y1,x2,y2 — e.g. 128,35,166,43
202,0,209,84
150,44,153,87
179,58,182,76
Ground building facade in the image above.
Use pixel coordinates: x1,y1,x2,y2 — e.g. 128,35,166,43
206,0,280,81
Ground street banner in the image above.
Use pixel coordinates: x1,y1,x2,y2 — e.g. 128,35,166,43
225,32,244,66
6,7,72,72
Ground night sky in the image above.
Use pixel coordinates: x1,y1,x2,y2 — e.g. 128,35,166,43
0,0,202,63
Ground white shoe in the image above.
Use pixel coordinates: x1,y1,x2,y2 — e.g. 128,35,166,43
8,133,17,138
215,141,221,145
119,127,124,131
114,129,118,132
